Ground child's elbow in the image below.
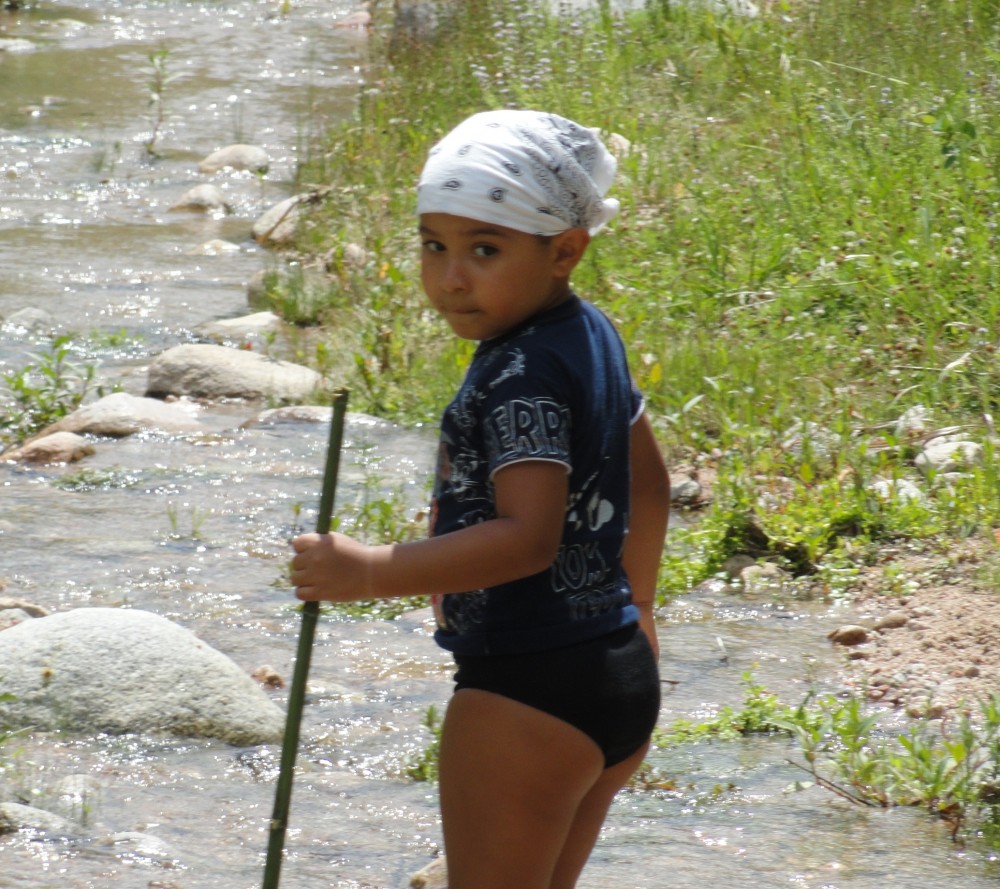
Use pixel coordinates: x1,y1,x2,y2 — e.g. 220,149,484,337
526,537,563,577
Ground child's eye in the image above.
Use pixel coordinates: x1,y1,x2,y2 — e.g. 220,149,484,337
422,240,445,253
473,244,499,258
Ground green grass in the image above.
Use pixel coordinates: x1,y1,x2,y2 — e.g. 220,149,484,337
272,0,1000,594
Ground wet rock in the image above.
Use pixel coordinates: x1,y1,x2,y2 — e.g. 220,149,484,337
2,306,56,334
251,664,285,689
32,391,203,438
191,237,241,255
252,194,307,245
3,431,94,464
335,8,372,28
240,404,334,427
0,802,81,837
50,774,102,821
146,343,321,402
740,562,788,593
410,855,448,888
0,597,49,619
0,38,36,54
721,554,756,580
827,624,870,646
197,143,269,174
197,311,282,343
170,183,230,214
0,608,284,745
100,830,177,864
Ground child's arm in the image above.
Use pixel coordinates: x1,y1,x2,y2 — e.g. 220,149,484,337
291,460,569,603
623,411,671,658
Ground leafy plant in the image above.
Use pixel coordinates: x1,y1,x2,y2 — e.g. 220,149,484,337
782,691,1000,842
165,501,210,542
1,336,101,447
144,48,177,157
654,670,821,747
404,705,443,783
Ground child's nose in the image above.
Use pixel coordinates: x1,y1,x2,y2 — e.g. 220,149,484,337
443,258,468,291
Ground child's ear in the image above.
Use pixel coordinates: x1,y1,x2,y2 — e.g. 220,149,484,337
552,227,591,277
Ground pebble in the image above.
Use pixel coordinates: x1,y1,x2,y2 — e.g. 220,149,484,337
873,611,908,631
827,625,870,646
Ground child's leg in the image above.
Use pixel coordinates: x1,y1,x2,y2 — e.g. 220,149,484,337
438,688,606,889
549,741,650,889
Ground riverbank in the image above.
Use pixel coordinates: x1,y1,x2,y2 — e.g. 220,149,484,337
838,536,1000,717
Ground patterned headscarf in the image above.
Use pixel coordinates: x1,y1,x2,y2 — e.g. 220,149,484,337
416,110,620,236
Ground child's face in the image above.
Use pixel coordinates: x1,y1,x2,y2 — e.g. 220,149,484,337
419,213,587,341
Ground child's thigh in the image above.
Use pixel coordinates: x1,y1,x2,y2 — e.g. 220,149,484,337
438,688,605,889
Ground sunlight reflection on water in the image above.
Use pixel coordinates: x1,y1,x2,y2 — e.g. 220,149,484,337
2,2,1000,887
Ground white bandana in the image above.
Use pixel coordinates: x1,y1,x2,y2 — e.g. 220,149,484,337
416,110,620,236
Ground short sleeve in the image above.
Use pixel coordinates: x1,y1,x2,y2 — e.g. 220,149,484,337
477,346,574,477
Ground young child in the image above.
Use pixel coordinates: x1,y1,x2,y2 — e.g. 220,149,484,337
291,109,671,889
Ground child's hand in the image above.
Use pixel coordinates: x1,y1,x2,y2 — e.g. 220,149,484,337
290,532,374,602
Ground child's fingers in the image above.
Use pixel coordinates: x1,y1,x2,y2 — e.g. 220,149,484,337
290,532,319,554
294,585,319,602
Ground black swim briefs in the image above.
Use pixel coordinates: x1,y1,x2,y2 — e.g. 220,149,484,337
452,622,661,768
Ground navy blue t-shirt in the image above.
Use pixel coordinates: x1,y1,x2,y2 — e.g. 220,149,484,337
430,293,643,656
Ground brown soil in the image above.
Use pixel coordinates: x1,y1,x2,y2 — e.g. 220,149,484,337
829,535,1000,717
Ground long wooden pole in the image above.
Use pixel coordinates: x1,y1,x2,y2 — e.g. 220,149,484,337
262,387,350,889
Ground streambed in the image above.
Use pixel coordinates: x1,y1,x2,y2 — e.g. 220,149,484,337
1,2,999,887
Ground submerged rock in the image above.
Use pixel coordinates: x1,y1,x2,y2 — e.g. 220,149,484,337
0,802,81,837
1,306,55,334
170,183,230,214
0,608,284,745
197,143,269,174
410,855,448,888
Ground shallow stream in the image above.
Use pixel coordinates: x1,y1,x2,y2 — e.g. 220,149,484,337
1,2,999,888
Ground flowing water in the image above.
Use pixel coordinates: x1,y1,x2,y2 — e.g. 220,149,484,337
0,2,999,888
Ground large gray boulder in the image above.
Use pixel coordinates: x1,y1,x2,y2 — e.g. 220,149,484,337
146,343,321,402
0,608,284,745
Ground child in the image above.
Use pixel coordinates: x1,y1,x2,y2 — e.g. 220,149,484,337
291,109,671,889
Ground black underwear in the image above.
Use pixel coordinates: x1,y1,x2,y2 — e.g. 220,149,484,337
452,622,660,768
